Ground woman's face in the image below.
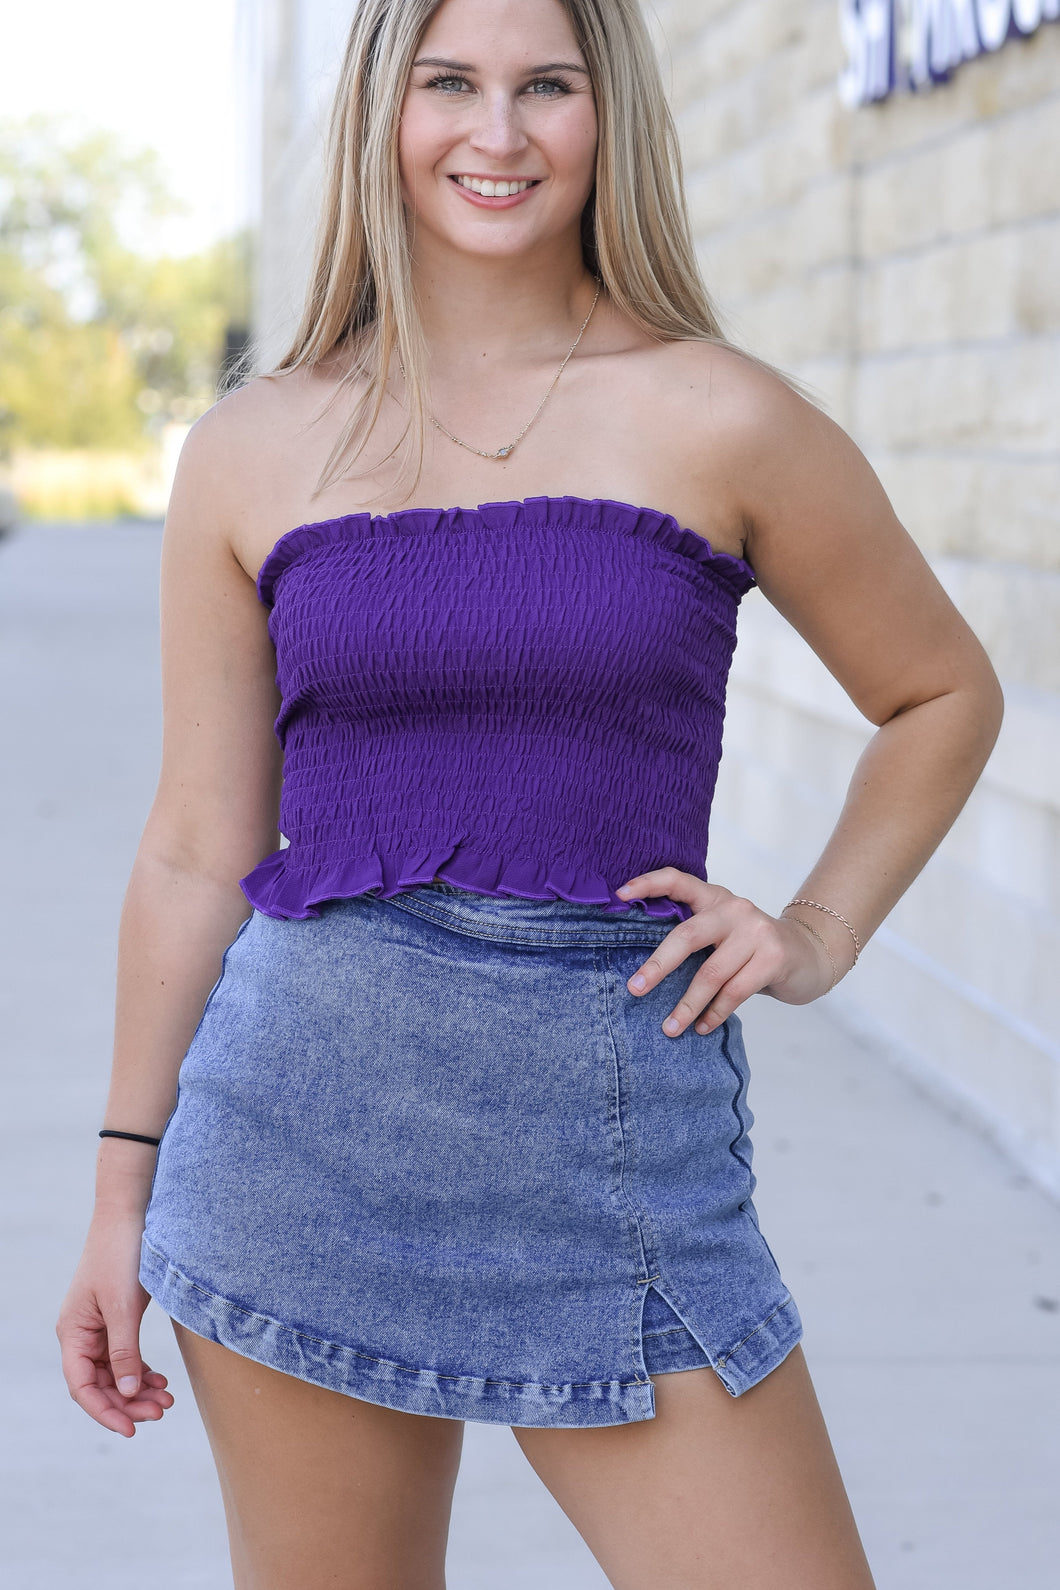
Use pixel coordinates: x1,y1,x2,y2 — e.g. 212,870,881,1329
398,0,598,265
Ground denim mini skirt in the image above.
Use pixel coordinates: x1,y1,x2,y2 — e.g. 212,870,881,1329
140,883,803,1428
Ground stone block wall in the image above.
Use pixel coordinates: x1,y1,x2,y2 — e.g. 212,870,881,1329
650,1,1060,1192
252,0,354,366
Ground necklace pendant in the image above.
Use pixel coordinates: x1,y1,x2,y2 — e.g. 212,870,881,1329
430,279,601,462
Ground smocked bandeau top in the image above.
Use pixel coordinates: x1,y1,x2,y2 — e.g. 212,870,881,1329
240,495,756,925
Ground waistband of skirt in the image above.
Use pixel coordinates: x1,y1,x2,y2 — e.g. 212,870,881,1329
377,882,688,947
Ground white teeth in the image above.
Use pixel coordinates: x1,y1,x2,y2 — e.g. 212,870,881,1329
455,176,531,195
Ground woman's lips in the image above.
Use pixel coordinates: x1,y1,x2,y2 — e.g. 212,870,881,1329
447,175,542,209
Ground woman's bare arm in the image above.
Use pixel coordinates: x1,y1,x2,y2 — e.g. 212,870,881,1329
101,401,283,1165
58,395,284,1435
739,367,1004,958
618,355,1004,1030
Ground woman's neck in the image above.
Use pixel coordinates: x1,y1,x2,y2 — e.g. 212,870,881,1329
410,241,598,368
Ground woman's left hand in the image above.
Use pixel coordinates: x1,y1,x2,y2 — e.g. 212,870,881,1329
616,868,840,1037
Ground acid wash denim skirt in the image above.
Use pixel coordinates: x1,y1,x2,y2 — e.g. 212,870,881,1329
140,883,803,1429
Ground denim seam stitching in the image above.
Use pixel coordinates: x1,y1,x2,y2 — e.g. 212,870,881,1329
601,949,720,1377
600,948,652,1289
602,947,667,1380
715,1294,795,1368
146,1245,651,1391
384,894,675,947
604,948,665,1277
594,947,653,1376
639,1278,723,1371
720,1018,754,1178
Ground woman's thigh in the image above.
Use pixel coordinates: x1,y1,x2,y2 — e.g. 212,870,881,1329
173,1323,465,1590
512,1345,877,1590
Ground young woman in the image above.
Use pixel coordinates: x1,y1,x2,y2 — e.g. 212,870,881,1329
57,1,1003,1585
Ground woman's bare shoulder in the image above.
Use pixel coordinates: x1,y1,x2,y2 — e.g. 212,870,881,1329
186,366,328,475
607,336,830,549
650,338,872,519
168,363,356,565
644,336,824,432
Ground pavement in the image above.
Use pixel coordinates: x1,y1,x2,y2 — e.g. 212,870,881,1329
1,519,1058,1590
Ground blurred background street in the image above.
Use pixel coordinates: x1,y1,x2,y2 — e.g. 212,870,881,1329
2,518,1058,1586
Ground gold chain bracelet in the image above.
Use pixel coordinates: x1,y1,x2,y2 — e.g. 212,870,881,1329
785,916,839,990
783,898,862,967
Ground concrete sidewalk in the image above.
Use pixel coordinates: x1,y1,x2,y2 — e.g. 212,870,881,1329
2,521,1057,1589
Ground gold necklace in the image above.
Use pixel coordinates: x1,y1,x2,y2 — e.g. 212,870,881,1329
422,279,602,461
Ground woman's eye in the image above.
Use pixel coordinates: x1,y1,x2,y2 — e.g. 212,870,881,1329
425,74,470,94
422,74,573,98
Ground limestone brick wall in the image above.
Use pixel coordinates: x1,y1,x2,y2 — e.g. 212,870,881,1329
651,1,1060,1192
252,0,354,366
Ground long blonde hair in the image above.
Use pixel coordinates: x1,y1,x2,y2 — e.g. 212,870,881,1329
268,0,816,497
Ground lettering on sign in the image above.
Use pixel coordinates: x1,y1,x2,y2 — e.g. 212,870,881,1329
839,0,1060,105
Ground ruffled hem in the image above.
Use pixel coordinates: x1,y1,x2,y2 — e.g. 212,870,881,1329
256,494,757,610
240,838,695,923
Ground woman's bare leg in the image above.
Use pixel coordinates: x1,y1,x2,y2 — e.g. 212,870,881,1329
513,1345,876,1590
173,1322,465,1590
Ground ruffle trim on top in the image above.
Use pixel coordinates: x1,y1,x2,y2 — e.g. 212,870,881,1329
239,837,695,923
255,494,757,611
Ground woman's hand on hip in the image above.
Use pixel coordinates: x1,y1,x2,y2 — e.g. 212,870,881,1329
56,1211,174,1437
616,868,838,1036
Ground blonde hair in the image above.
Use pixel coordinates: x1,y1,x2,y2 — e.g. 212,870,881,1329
268,0,817,497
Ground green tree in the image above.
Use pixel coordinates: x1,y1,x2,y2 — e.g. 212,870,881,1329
0,116,249,457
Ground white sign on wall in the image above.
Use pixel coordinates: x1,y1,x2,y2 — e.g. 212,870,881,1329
839,0,1060,105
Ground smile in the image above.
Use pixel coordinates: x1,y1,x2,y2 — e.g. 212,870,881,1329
449,174,541,197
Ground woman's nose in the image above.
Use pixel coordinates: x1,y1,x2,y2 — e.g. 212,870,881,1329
467,93,530,161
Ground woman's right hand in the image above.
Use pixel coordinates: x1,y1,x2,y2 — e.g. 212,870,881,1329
56,1210,175,1438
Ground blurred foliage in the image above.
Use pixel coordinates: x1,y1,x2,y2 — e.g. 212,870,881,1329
9,449,150,520
0,115,250,459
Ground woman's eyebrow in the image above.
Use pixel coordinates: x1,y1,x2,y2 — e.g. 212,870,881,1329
412,56,589,74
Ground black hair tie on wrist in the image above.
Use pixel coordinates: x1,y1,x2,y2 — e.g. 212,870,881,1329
99,1129,162,1146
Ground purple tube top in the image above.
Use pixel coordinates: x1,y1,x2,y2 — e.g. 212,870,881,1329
240,495,756,924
